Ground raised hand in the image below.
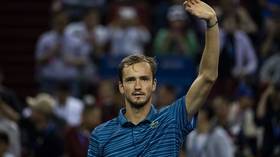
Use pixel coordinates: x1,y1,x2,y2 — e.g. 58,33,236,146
183,0,216,21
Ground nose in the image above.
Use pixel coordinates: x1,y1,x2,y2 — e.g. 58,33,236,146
134,79,142,90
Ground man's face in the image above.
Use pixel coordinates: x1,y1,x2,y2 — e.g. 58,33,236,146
83,108,102,130
119,62,156,109
84,11,99,29
54,13,68,32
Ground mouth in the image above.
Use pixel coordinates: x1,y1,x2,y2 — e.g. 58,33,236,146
132,92,145,97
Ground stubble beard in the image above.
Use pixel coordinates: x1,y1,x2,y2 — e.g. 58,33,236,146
126,94,152,109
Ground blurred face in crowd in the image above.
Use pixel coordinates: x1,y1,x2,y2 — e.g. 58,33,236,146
170,20,186,31
239,96,253,109
30,108,50,129
55,86,70,104
82,107,102,130
97,80,115,105
118,7,138,28
84,10,99,30
53,12,68,33
157,85,176,108
212,96,230,124
119,62,156,109
119,16,137,28
222,15,237,33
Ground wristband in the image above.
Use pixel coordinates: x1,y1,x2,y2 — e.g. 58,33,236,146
207,20,218,28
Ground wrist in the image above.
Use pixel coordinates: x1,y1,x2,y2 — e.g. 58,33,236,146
206,16,218,28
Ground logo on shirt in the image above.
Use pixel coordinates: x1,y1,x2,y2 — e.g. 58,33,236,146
150,120,159,128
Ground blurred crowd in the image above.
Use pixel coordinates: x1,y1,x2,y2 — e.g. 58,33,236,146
0,0,280,157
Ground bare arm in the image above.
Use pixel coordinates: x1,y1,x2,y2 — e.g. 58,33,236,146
256,85,273,118
183,0,220,116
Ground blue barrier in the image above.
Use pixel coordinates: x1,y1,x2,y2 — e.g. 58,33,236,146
98,55,197,90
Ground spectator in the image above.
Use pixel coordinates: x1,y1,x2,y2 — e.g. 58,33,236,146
155,84,176,109
211,96,231,133
95,80,120,121
260,51,280,84
219,0,258,34
65,106,102,157
53,83,84,127
20,93,64,157
154,5,199,58
107,6,151,56
0,101,20,157
219,13,258,79
0,72,21,157
35,10,86,96
66,8,108,59
256,82,280,157
228,82,258,156
186,105,234,157
260,16,280,58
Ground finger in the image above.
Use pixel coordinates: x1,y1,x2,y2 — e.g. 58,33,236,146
189,0,195,5
183,1,191,8
185,6,193,13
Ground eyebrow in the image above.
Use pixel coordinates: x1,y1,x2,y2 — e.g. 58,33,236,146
124,77,135,82
124,75,151,82
140,76,151,80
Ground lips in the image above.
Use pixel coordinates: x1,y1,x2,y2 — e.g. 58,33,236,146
132,92,145,96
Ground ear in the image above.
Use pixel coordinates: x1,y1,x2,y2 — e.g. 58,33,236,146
119,81,124,94
152,79,157,92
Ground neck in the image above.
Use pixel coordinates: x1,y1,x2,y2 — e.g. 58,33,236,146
125,101,151,125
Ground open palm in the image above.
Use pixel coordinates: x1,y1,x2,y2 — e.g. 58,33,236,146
183,0,216,20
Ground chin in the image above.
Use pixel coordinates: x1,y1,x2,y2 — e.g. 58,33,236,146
128,98,149,109
130,102,147,109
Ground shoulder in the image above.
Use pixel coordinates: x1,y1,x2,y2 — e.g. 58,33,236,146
158,96,186,112
66,22,84,31
91,118,119,139
37,31,56,43
95,25,107,32
65,22,85,36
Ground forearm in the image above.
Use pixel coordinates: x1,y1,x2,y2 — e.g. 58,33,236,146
198,16,220,82
256,94,268,118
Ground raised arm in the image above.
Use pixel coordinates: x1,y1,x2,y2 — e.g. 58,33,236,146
183,0,220,117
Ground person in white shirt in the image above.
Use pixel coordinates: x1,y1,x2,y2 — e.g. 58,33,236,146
186,105,234,157
107,6,151,56
53,83,84,127
66,9,108,58
219,14,257,79
35,10,87,95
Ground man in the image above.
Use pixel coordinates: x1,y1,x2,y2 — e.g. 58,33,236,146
186,105,234,157
20,93,65,157
87,0,219,156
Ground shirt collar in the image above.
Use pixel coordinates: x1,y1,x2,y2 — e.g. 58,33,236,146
118,105,157,127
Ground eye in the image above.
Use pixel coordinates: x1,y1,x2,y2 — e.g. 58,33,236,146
125,77,135,82
141,76,150,81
